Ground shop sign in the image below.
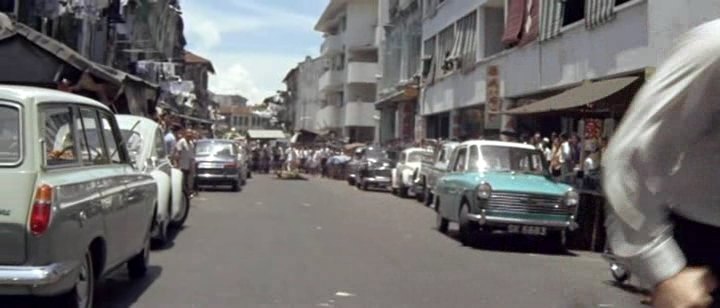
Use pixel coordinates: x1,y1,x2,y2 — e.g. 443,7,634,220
485,65,502,129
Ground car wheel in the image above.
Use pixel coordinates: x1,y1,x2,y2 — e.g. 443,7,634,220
247,171,252,179
361,181,369,191
399,186,409,198
458,202,479,246
57,251,94,308
169,193,190,229
151,218,169,248
436,199,449,233
348,178,355,186
231,181,240,192
545,230,567,253
127,234,150,280
423,187,433,207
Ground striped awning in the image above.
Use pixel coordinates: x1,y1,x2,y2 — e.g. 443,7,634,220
540,0,564,42
585,0,616,29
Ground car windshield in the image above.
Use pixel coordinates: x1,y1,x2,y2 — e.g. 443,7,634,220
365,148,389,160
196,142,236,157
478,146,547,175
121,130,143,158
407,151,428,163
0,105,20,164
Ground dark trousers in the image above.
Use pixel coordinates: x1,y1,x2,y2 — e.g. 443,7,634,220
671,213,720,305
181,169,191,195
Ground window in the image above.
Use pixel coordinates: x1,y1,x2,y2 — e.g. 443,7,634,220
451,11,477,70
98,113,124,164
479,146,546,174
154,128,167,158
0,104,20,165
122,130,143,163
339,16,347,33
468,145,479,171
436,25,455,76
42,106,78,166
78,108,109,165
422,36,436,78
452,147,467,172
562,0,585,26
436,149,445,163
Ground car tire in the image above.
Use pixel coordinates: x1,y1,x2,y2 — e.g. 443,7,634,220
169,193,190,229
231,181,240,192
348,178,356,186
151,219,169,248
436,199,449,233
545,230,567,252
127,234,150,280
57,251,94,308
361,181,369,191
247,171,252,179
423,187,433,207
458,202,479,246
399,186,409,198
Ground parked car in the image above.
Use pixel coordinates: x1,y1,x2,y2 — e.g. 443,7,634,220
356,149,397,192
346,146,367,186
0,86,156,307
415,141,459,206
434,140,579,248
117,115,190,245
194,139,246,191
391,147,432,198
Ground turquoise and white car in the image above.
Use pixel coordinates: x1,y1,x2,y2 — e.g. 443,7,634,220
434,140,579,247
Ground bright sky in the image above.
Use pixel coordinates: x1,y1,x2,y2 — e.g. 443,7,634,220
183,0,326,104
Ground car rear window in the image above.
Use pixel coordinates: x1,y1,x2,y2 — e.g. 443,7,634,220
196,142,236,157
0,104,21,165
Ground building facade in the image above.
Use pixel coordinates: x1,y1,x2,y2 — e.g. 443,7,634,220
218,106,272,133
376,0,423,144
283,56,327,133
183,51,216,119
315,0,380,143
419,0,720,142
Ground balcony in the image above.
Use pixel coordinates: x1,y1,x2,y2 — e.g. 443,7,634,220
319,69,344,92
346,61,378,84
321,34,343,55
344,101,376,127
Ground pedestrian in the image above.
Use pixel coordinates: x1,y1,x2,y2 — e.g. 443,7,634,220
165,125,179,155
173,129,194,198
604,20,720,308
549,137,562,178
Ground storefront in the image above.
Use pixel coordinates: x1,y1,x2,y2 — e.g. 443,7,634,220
425,112,450,139
457,105,484,140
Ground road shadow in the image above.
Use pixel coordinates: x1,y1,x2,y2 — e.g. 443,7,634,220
94,265,163,308
439,228,578,257
0,266,163,308
196,186,240,192
604,280,650,296
151,225,188,251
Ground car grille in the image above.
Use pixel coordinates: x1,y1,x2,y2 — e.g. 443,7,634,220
199,168,225,175
371,169,391,178
486,192,569,215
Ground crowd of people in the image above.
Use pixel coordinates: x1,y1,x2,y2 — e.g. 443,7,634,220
246,144,344,177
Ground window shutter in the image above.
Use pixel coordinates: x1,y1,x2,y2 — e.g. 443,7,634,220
502,0,526,46
540,0,564,41
585,0,616,29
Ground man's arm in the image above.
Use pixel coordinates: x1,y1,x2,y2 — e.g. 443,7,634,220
603,20,720,287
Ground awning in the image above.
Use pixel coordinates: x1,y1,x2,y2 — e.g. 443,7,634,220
498,77,639,115
247,129,287,140
176,114,214,124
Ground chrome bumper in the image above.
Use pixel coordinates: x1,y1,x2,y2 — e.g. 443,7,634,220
467,211,578,230
196,173,238,180
0,262,78,286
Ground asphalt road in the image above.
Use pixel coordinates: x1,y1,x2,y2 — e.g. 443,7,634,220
8,174,647,308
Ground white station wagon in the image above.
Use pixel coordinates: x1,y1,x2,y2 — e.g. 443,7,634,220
0,86,157,307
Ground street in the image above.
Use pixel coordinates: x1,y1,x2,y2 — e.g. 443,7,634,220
86,174,644,308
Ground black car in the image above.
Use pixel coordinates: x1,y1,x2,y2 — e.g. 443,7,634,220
355,147,398,191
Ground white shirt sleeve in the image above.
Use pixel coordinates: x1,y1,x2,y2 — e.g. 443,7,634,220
603,20,720,287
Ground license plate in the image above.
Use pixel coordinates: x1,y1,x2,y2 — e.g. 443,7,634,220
508,225,547,236
199,163,223,169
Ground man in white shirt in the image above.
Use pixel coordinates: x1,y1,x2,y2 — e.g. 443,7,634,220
603,20,720,308
174,129,194,195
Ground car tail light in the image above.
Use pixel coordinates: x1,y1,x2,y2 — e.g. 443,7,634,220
30,185,53,236
224,163,237,169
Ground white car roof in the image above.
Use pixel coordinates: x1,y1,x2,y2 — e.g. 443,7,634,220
0,85,110,111
402,147,432,154
460,140,537,150
116,115,160,133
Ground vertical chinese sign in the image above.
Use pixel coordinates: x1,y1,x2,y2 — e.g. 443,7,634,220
485,65,502,130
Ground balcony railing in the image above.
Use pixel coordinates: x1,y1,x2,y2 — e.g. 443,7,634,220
346,62,378,84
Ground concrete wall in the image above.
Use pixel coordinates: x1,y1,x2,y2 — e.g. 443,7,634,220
344,102,376,127
421,0,652,117
346,0,378,48
647,0,720,64
295,57,325,131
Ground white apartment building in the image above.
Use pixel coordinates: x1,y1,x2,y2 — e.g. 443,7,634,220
315,0,380,143
283,56,325,132
419,0,720,140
